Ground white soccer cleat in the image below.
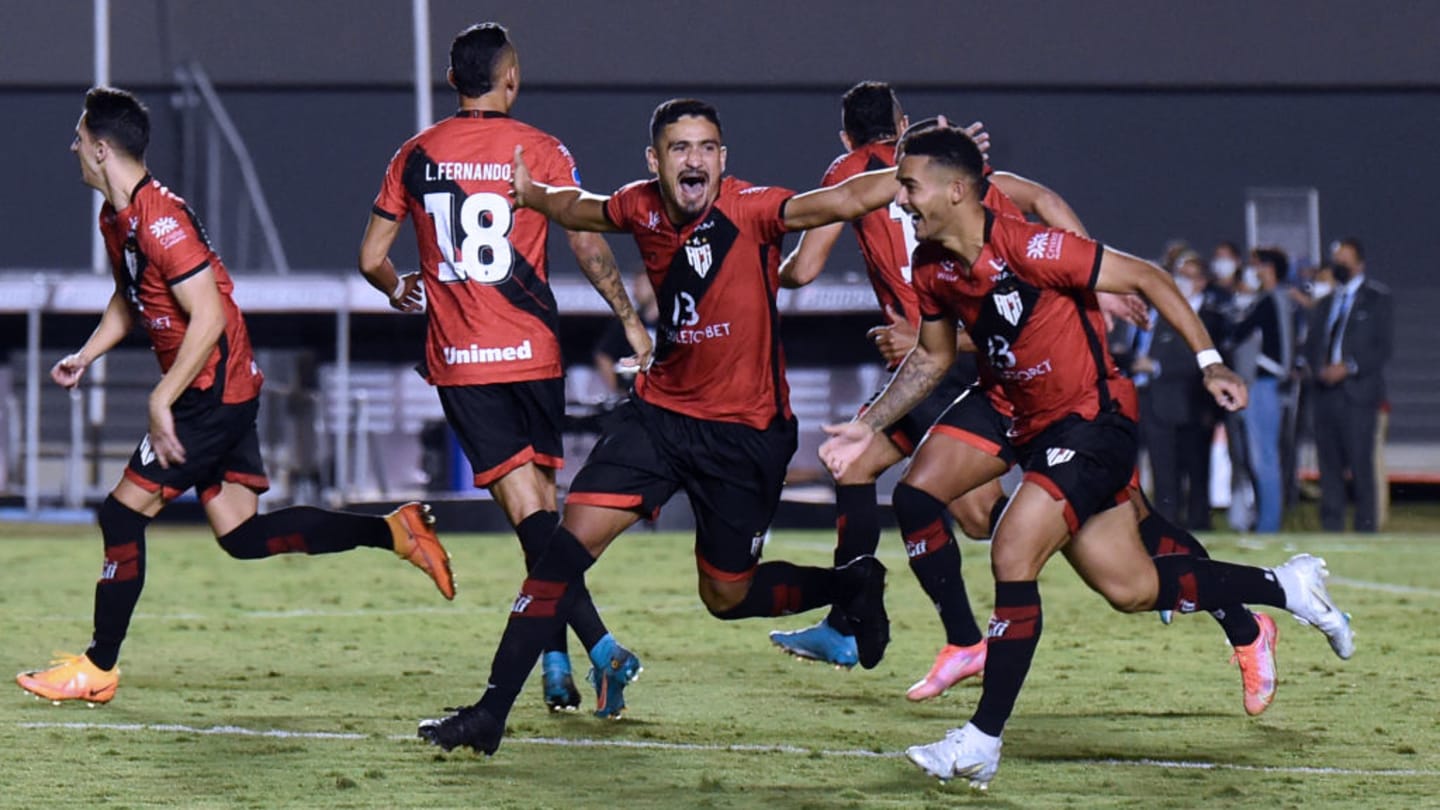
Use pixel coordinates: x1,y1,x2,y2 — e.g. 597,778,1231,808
905,723,1002,790
1273,554,1354,660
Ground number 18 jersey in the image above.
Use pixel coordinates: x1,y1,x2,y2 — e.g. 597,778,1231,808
372,110,577,386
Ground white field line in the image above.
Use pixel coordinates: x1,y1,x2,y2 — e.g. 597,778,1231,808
25,598,707,623
1329,576,1440,597
17,721,1440,778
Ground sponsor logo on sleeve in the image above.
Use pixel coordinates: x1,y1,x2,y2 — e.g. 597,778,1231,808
1026,231,1065,261
149,216,188,249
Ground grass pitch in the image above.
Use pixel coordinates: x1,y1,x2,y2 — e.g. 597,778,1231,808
2,518,1438,808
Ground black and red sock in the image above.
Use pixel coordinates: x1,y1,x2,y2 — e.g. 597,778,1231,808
214,506,390,558
822,483,879,635
87,495,153,671
894,483,983,647
712,561,837,619
971,580,1042,738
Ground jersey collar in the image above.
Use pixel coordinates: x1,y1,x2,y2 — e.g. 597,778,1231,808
454,109,509,119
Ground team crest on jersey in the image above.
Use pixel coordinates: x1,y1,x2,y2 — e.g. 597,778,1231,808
1046,447,1076,466
685,236,713,278
994,290,1025,326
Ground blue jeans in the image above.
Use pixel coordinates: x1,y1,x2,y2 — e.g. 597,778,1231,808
1243,377,1283,533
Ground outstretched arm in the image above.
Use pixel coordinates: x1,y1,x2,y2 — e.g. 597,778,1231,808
781,167,897,231
778,222,845,289
1095,248,1247,410
51,288,134,389
819,317,956,478
989,171,1087,236
510,145,617,232
567,230,653,369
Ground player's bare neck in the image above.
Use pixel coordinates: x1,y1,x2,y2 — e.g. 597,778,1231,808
457,91,511,117
101,160,148,211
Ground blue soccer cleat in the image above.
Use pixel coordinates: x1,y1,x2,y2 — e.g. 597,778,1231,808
587,635,642,719
768,619,859,669
542,651,581,712
1158,609,1174,625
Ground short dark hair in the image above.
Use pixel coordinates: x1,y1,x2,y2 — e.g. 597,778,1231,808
1336,236,1365,261
83,87,149,160
841,81,900,146
1253,247,1290,281
896,121,984,180
450,22,512,98
649,98,722,144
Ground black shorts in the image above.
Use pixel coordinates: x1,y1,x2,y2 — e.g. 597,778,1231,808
567,397,798,580
438,379,565,488
864,363,973,455
1016,411,1137,533
123,392,269,504
922,385,1019,467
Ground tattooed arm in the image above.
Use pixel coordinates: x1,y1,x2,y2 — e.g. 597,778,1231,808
567,230,653,369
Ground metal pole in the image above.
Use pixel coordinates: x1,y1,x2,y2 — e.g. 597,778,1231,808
25,276,43,516
91,0,110,275
412,0,432,132
334,307,351,505
66,389,84,509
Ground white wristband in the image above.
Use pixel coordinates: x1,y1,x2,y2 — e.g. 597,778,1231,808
390,278,408,301
1196,349,1222,369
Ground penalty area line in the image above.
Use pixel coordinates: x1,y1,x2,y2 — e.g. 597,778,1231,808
17,721,1440,777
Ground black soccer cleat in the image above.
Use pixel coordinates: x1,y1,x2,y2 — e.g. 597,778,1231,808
837,555,890,669
418,703,503,756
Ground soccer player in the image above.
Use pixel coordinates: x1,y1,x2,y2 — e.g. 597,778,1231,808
770,83,1100,686
16,87,454,705
820,123,1355,791
357,23,652,716
413,98,901,755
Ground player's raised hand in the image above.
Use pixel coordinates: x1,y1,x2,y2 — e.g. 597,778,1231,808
961,121,991,161
865,304,917,366
1097,291,1149,329
510,145,535,209
819,421,878,479
1203,364,1248,411
389,270,425,313
147,398,186,470
50,352,89,389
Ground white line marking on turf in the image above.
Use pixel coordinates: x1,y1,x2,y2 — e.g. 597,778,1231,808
1330,577,1440,597
19,722,1440,777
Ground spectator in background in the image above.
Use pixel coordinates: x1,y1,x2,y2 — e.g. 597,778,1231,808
1303,238,1392,532
1132,253,1226,529
594,271,660,396
1226,248,1295,532
1210,240,1243,296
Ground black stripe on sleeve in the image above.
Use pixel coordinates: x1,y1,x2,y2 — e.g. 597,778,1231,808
371,205,398,222
921,312,946,321
167,261,210,286
776,195,795,229
1086,242,1106,289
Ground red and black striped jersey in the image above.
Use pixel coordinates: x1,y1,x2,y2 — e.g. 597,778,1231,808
605,176,795,429
912,210,1136,445
101,175,262,403
373,111,578,385
821,142,918,326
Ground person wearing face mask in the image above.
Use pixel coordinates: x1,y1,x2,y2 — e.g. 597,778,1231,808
1132,254,1227,529
1210,241,1243,295
1302,238,1393,532
1225,249,1296,532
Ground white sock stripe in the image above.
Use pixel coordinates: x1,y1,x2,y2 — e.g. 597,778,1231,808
17,722,1440,777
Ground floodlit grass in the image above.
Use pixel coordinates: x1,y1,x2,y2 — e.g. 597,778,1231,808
2,519,1438,808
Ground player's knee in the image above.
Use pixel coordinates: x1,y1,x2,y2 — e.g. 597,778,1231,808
698,575,750,618
953,502,993,540
213,515,269,560
1099,583,1154,613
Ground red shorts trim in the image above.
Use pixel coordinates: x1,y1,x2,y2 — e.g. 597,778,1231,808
123,468,185,501
1023,470,1081,534
566,492,645,511
695,551,756,583
472,447,562,489
927,424,1005,458
887,428,916,456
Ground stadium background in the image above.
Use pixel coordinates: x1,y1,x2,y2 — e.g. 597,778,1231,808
2,1,1437,516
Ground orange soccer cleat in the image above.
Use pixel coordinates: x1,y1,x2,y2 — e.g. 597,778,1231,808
906,639,987,701
1231,611,1278,716
17,653,119,705
387,502,455,600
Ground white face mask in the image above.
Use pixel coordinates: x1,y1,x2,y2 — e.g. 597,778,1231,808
1211,256,1238,280
1242,266,1262,291
1310,281,1334,299
1175,276,1197,299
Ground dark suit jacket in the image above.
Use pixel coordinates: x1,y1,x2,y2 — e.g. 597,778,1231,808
1304,277,1393,405
1143,300,1227,428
